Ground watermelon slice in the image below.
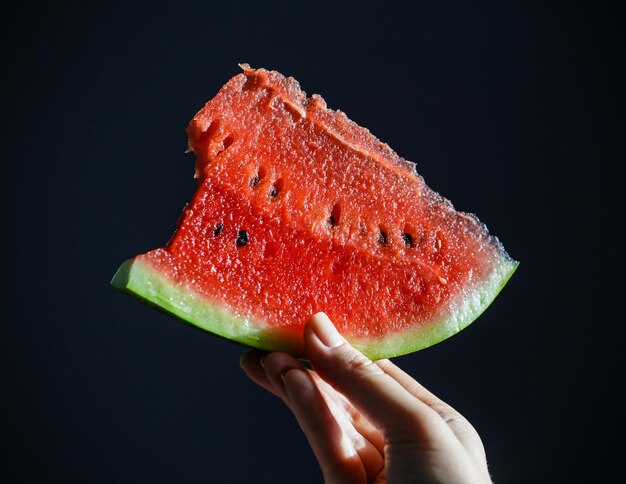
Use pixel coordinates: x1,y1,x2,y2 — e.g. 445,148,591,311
112,65,517,359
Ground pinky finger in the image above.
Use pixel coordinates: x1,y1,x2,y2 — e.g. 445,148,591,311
282,368,367,484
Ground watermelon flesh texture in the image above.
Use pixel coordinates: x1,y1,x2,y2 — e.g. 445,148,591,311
112,65,518,359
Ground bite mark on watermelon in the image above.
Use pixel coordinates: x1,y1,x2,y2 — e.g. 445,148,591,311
111,64,518,359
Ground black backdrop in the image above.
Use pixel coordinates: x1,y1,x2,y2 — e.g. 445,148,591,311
3,1,621,482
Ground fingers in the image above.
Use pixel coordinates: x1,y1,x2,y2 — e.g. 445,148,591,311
375,359,440,405
304,313,452,444
313,376,387,456
281,367,368,484
242,314,491,483
242,351,369,484
239,351,279,397
240,350,384,455
376,359,488,466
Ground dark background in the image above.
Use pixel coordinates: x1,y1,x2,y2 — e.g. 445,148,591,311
3,1,621,482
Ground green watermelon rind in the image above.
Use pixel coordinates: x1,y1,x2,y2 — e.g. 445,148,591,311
111,254,518,360
352,255,518,359
111,257,302,355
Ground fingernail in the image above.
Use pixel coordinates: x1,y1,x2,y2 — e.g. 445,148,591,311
310,312,345,348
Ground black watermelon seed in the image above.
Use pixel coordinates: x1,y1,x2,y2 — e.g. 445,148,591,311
268,186,277,198
249,175,260,187
236,230,249,247
379,231,388,245
213,223,224,236
402,233,413,247
222,135,234,149
330,203,342,227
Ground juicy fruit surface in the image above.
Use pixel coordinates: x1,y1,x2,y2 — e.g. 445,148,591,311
113,65,517,358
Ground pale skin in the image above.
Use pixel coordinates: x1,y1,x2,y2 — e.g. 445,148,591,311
240,312,493,484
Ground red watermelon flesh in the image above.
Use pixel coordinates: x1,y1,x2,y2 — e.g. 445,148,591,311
111,65,517,359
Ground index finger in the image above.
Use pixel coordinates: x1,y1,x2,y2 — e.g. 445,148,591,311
304,313,453,444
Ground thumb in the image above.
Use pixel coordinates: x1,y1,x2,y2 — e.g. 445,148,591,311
304,313,448,444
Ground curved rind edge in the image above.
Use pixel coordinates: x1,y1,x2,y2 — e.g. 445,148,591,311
111,255,518,360
111,258,302,355
352,255,519,359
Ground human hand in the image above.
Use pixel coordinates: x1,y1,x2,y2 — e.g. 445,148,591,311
240,312,492,484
